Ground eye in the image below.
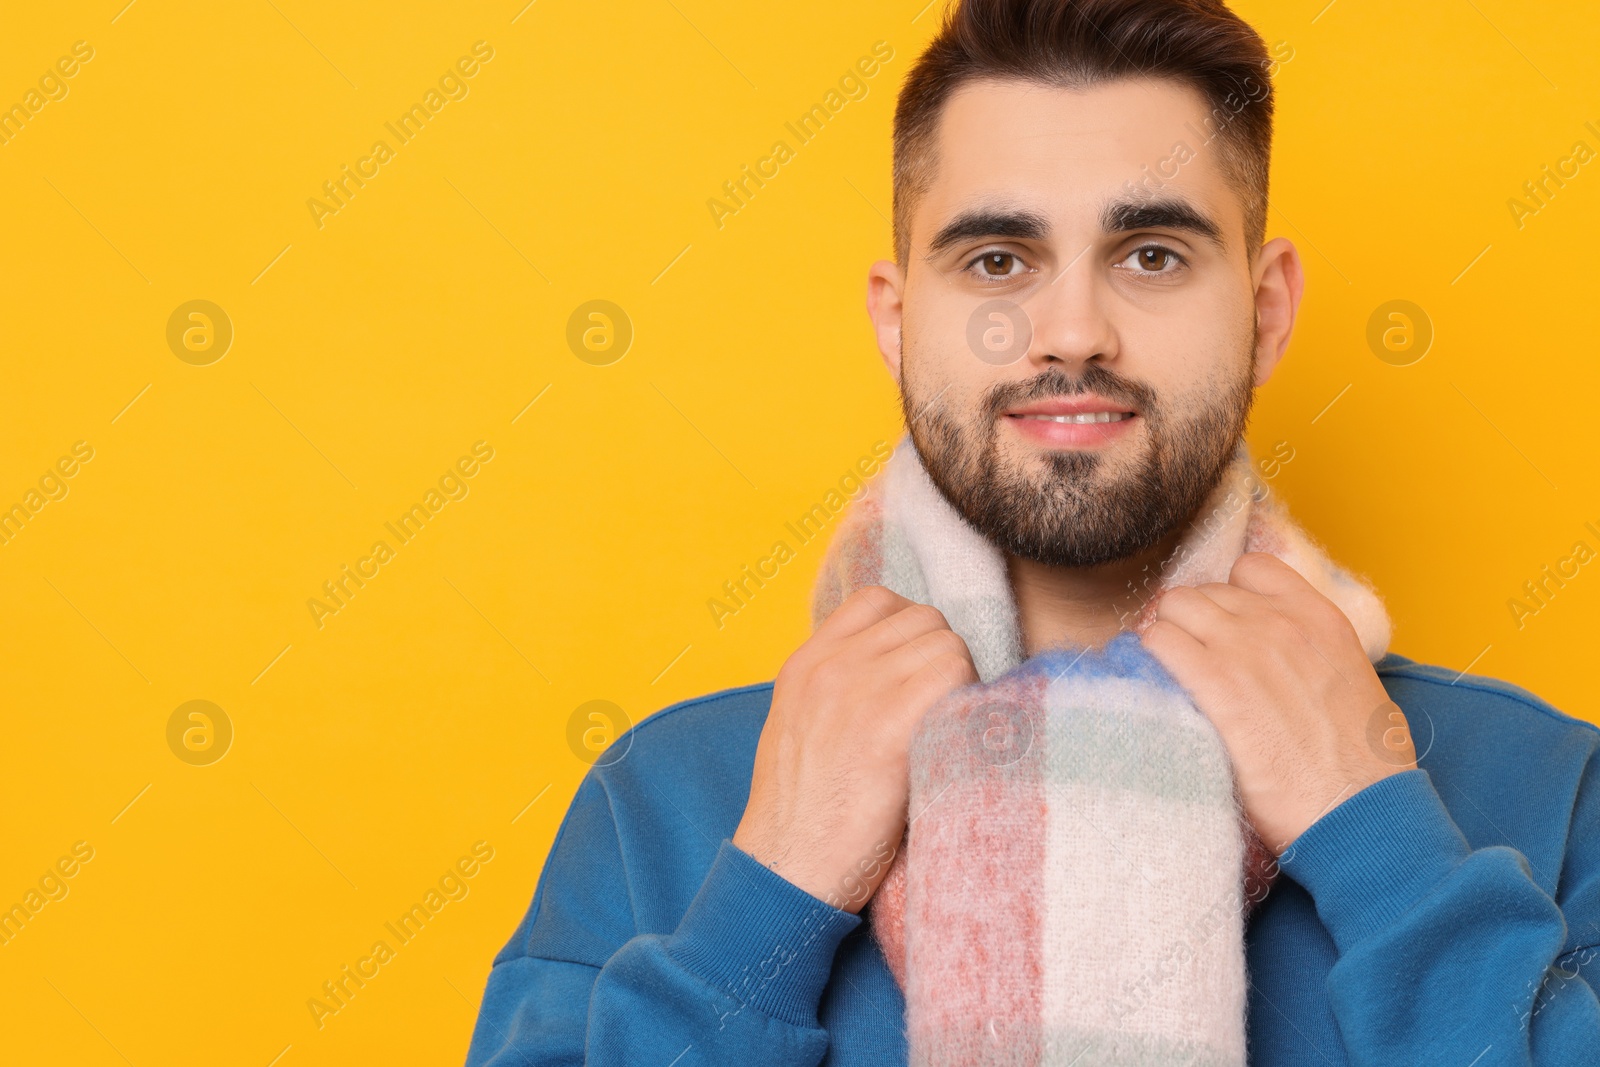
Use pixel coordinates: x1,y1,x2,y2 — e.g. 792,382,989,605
1118,245,1186,275
963,250,1027,282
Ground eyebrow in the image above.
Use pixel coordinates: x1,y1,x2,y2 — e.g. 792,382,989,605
1101,197,1225,251
922,196,1226,260
924,206,1051,260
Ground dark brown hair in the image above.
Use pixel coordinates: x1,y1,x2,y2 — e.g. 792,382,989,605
892,0,1278,267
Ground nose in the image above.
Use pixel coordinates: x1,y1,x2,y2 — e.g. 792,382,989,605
1022,249,1119,370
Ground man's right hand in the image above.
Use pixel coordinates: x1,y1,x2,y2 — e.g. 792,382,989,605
731,585,978,914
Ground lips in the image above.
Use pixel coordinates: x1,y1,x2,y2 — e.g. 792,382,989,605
1000,393,1139,447
1003,394,1138,424
1009,410,1134,425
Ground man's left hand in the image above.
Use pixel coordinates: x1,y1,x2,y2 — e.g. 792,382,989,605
1138,551,1416,856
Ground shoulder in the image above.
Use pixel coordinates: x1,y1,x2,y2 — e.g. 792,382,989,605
1376,651,1599,749
1374,652,1599,888
500,680,778,963
599,678,776,771
579,679,777,848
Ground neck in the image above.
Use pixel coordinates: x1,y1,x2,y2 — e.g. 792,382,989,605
1005,521,1190,656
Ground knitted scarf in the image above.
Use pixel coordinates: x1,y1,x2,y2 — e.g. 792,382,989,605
809,433,1392,1066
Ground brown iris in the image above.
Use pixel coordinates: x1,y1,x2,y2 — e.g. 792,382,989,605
980,252,1014,275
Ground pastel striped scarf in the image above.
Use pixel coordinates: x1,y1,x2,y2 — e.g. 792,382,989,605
809,433,1392,1066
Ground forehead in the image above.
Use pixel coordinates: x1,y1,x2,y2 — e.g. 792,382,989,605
919,76,1243,239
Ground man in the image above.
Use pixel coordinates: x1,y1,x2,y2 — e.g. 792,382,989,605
464,1,1600,1063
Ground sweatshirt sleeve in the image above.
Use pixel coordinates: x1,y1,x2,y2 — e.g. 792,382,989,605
463,769,862,1066
1275,766,1600,1066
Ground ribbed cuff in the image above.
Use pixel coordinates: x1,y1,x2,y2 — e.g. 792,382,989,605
1276,768,1472,952
666,839,861,1029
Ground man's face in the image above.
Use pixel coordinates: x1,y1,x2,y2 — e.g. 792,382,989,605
878,76,1277,569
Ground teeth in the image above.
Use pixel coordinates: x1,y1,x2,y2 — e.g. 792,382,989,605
1016,412,1131,424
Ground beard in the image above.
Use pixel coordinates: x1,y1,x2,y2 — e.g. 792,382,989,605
899,339,1256,570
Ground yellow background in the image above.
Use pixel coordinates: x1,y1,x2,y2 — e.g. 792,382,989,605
2,0,1597,1063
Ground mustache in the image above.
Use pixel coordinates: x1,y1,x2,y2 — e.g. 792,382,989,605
986,364,1156,417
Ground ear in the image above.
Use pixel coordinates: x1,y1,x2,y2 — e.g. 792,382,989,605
866,258,907,384
1251,237,1304,388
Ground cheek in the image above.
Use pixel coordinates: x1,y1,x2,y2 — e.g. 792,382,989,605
904,289,1004,391
902,317,990,421
1133,304,1254,400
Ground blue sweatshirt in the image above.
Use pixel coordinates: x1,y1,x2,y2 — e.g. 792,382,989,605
463,651,1600,1065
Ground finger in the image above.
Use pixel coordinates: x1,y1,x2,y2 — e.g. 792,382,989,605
880,624,974,684
1139,617,1209,681
898,648,980,714
818,584,914,639
1152,584,1233,639
855,600,958,657
1184,581,1266,616
1227,556,1359,645
1227,552,1311,599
